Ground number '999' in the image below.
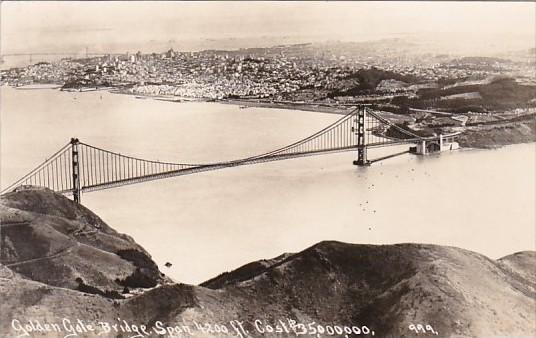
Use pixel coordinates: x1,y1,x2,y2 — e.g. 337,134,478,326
408,324,438,335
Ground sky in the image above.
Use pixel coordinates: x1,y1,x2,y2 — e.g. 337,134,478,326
1,1,535,54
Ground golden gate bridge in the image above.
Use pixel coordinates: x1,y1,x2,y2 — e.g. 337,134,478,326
1,107,459,203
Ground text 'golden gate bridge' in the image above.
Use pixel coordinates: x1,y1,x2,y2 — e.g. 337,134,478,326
1,107,459,203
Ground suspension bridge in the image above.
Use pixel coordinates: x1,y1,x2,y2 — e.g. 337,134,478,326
1,107,459,203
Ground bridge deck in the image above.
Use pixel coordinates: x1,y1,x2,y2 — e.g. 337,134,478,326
2,107,460,199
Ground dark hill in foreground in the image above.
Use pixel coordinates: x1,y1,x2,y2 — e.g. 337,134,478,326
201,241,535,337
1,188,534,337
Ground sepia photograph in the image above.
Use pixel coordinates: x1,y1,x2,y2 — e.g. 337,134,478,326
0,1,535,337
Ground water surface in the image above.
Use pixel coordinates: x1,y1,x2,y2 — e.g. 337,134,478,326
1,86,534,284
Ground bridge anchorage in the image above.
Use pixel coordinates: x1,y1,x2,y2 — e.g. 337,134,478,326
1,107,460,203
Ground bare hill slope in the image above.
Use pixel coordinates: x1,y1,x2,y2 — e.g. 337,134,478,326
1,188,534,337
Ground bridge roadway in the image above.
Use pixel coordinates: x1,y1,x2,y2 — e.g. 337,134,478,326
1,107,460,201
59,144,361,194
60,135,441,195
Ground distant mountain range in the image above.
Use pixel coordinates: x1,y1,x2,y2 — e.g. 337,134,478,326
1,188,535,337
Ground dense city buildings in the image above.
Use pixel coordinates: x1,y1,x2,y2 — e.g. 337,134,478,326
2,41,535,137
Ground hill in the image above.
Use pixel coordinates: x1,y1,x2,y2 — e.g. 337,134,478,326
0,187,162,296
413,77,536,112
328,67,420,97
200,241,535,338
1,188,535,337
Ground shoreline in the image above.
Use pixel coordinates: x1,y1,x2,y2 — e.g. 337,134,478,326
76,88,536,149
216,98,351,115
111,91,536,149
110,89,351,115
2,84,534,149
13,83,63,90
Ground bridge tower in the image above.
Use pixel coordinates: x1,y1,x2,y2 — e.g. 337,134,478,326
353,106,370,166
71,138,81,203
